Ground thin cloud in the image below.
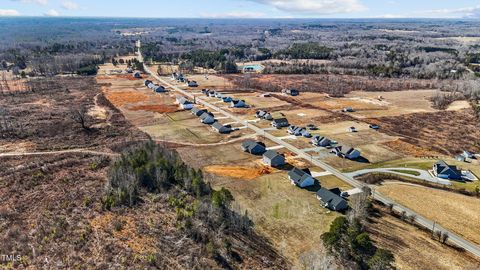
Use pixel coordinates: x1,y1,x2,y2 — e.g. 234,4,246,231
245,0,367,15
11,0,48,5
62,1,80,10
423,5,480,18
44,9,59,16
0,9,21,16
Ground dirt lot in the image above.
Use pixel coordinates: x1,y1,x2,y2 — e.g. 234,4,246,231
204,165,274,180
377,182,480,245
368,205,480,270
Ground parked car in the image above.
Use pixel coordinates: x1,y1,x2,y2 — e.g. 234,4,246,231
369,124,380,130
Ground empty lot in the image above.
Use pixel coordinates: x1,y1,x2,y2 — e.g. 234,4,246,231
377,182,480,246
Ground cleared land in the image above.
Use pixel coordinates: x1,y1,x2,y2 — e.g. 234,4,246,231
377,182,480,245
373,109,480,155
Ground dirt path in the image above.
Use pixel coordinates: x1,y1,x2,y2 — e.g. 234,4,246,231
0,149,120,158
152,134,255,147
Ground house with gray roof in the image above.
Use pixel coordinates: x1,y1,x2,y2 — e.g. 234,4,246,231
256,110,267,118
231,99,247,108
288,167,315,188
263,113,273,120
241,140,266,155
272,118,289,129
344,148,361,159
311,136,331,147
191,107,207,117
283,88,300,96
212,122,231,134
433,160,462,180
263,150,285,167
331,146,361,160
316,188,348,211
199,112,215,124
176,96,194,110
222,96,233,103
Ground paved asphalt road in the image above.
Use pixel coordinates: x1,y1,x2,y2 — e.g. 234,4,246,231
346,168,452,185
137,44,480,258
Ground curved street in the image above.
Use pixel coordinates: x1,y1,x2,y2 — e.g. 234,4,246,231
345,167,452,185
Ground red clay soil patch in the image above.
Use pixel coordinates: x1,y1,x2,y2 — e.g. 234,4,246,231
204,165,273,180
105,91,148,107
382,139,440,158
130,104,179,113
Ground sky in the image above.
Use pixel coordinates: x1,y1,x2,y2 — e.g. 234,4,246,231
1,0,480,19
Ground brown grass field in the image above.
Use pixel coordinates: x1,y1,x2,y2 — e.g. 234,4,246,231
372,109,480,155
368,205,480,270
377,182,480,245
130,104,179,113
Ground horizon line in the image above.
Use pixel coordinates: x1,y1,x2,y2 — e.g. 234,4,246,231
1,15,479,20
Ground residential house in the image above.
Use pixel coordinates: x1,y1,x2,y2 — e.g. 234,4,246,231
212,122,231,134
199,112,215,124
283,88,300,96
288,167,315,188
463,150,474,159
241,140,266,155
231,99,247,108
316,188,348,211
311,136,331,147
176,96,194,110
263,150,285,167
144,80,153,87
331,146,361,160
191,107,207,117
301,129,312,138
186,80,198,87
272,118,289,129
344,148,361,159
154,85,166,93
433,160,462,180
263,113,273,120
222,96,233,103
256,110,267,118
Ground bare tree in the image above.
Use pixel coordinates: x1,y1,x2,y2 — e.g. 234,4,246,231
70,106,91,131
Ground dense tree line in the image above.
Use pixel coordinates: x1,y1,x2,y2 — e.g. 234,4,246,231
100,142,278,267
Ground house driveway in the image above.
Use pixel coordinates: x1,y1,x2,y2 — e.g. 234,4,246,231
345,167,452,186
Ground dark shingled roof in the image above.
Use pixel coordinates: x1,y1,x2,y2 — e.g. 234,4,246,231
263,150,281,160
316,188,348,210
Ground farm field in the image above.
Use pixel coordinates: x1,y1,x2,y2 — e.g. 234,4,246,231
377,182,480,246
